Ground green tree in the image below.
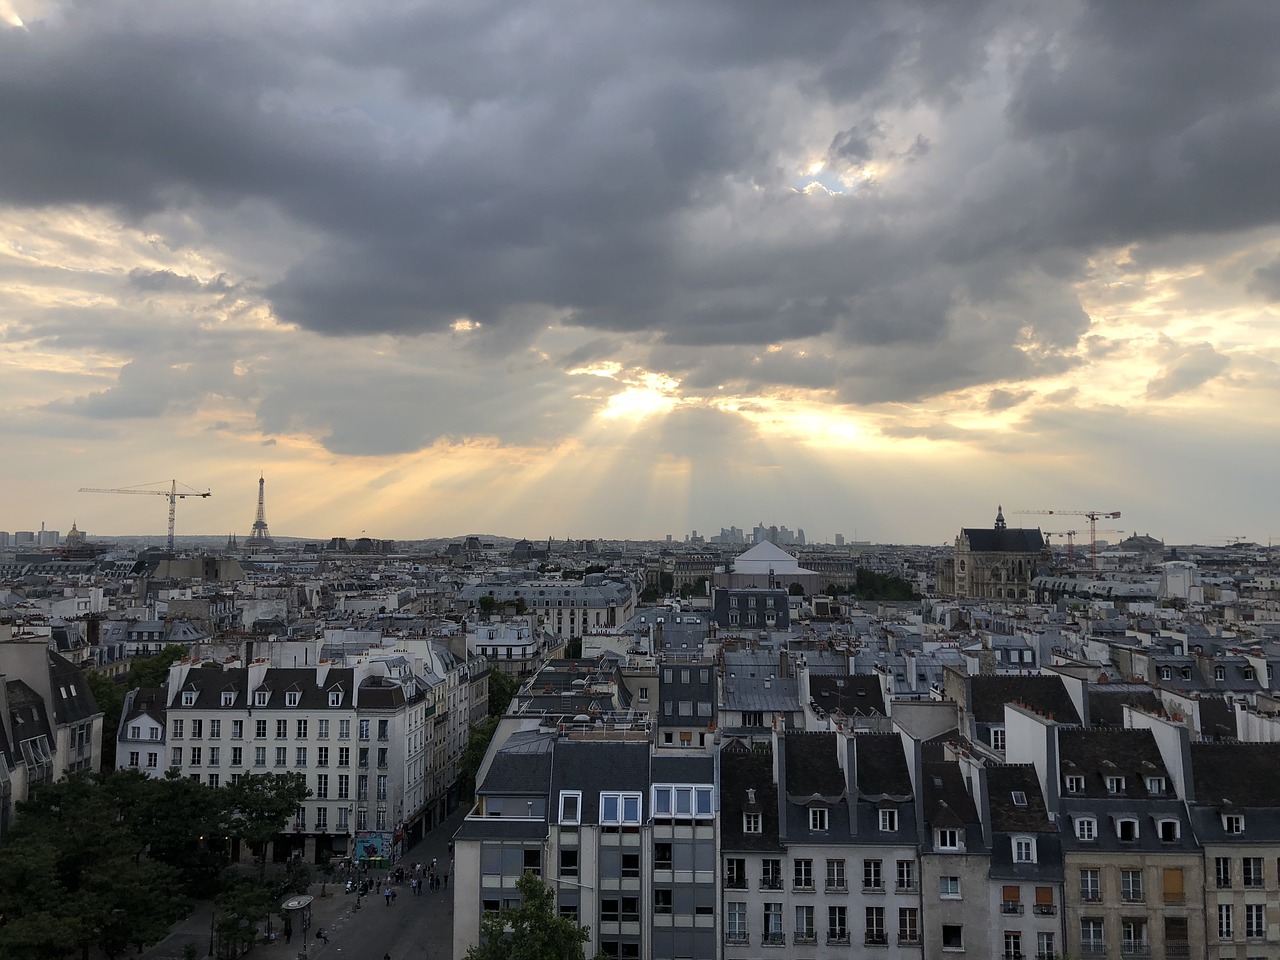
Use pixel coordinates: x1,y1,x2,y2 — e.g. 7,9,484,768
127,644,188,689
83,670,125,768
659,572,674,595
478,595,496,615
488,670,518,718
223,773,310,881
565,636,582,658
788,582,805,596
463,872,592,960
458,717,499,801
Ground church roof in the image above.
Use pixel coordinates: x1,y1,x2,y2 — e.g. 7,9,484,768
961,528,1044,553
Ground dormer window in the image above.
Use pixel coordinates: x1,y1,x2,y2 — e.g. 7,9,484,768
1159,667,1172,681
1146,776,1166,796
328,691,343,707
221,691,235,706
1224,814,1245,835
181,691,196,707
1158,818,1180,842
936,828,962,851
559,791,582,825
991,727,1006,752
1106,776,1126,795
810,807,828,832
1013,837,1036,863
254,690,269,707
743,812,762,834
1215,665,1226,682
1181,667,1192,681
1244,666,1255,681
1076,817,1097,841
879,809,898,832
1011,791,1028,807
1065,775,1084,793
285,691,300,707
1116,818,1139,842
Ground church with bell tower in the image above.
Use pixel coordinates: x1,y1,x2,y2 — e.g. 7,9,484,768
941,506,1045,600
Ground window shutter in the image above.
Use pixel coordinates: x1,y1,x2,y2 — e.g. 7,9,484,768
1035,885,1053,906
1163,868,1184,899
1003,885,1020,902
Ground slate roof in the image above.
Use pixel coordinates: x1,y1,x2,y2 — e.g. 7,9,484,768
851,733,913,800
1190,743,1280,808
5,679,53,744
970,674,1081,725
986,764,1053,833
720,742,782,852
479,735,554,798
1087,686,1163,726
1197,696,1237,740
48,651,100,724
784,732,846,799
961,527,1045,552
1057,728,1170,799
809,674,886,717
546,738,652,822
169,666,361,710
922,760,984,850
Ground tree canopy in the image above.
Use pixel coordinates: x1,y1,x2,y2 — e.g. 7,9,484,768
463,873,592,960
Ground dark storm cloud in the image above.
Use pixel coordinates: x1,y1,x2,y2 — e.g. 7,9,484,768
3,0,1280,414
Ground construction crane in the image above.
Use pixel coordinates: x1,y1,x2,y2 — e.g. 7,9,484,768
1046,529,1124,566
1011,509,1121,571
79,479,211,552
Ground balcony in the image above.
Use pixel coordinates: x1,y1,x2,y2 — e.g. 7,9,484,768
760,878,782,890
1081,942,1106,957
863,884,885,894
794,933,817,945
1004,953,1025,960
826,931,850,945
896,882,917,892
1033,904,1057,916
1001,901,1024,915
1120,941,1150,957
762,933,785,947
864,933,888,946
898,936,921,947
1166,941,1190,958
1080,892,1102,903
723,934,748,946
724,877,747,890
825,883,847,893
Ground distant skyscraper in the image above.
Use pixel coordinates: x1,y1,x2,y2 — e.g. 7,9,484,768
248,474,274,549
835,533,845,547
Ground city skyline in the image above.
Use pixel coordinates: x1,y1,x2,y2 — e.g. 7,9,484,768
2,3,1279,545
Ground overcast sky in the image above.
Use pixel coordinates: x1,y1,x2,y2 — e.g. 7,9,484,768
2,0,1279,545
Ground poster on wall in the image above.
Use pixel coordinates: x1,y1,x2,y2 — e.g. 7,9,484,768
354,830,393,865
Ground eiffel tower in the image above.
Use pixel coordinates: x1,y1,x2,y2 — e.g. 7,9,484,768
249,474,274,549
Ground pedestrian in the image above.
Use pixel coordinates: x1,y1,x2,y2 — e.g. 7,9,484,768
384,885,392,905
443,870,449,890
284,920,293,944
391,887,398,903
315,927,330,945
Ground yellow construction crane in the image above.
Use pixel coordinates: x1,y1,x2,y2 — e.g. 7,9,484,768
79,479,211,551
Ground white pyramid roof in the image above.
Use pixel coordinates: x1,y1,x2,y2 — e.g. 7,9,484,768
732,540,804,574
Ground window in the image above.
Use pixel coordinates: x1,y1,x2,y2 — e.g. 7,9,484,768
317,746,328,767
181,690,196,707
1225,813,1245,834
794,858,813,890
1120,869,1144,902
1011,790,1027,806
991,727,1006,752
942,924,963,951
1247,903,1265,939
795,905,815,943
763,903,783,944
296,719,308,739
207,774,219,788
559,849,578,879
1080,869,1100,902
339,719,350,740
1076,817,1097,840
221,691,235,706
285,691,300,707
1219,903,1234,940
1121,919,1147,955
295,747,307,767
255,719,267,739
276,719,288,740
898,907,919,945
1158,818,1180,841
939,875,960,898
1163,868,1185,904
1065,774,1084,793
936,828,961,850
1160,667,1172,681
208,747,219,766
254,690,268,707
1014,837,1036,863
599,792,642,825
761,859,782,890
865,906,885,945
1244,857,1264,887
1004,931,1022,960
1036,932,1055,960
862,858,883,891
1106,776,1125,794
559,791,581,825
1080,918,1104,954
338,746,349,767
743,812,761,834
377,719,389,741
254,747,266,767
810,807,828,831
1145,775,1165,795
128,750,140,767
879,808,898,832
897,860,916,890
1215,665,1226,682
171,719,184,739
231,746,242,767
654,843,672,870
275,747,287,767
359,720,370,741
208,719,220,739
170,747,182,767
317,719,329,739
828,905,849,943
725,858,747,889
337,774,349,799
232,719,245,739
1034,886,1054,916
315,774,328,799
1116,818,1139,841
726,902,746,943
826,859,846,891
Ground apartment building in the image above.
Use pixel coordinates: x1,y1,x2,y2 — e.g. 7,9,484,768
453,728,716,960
459,576,636,640
920,759,989,960
116,686,166,777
